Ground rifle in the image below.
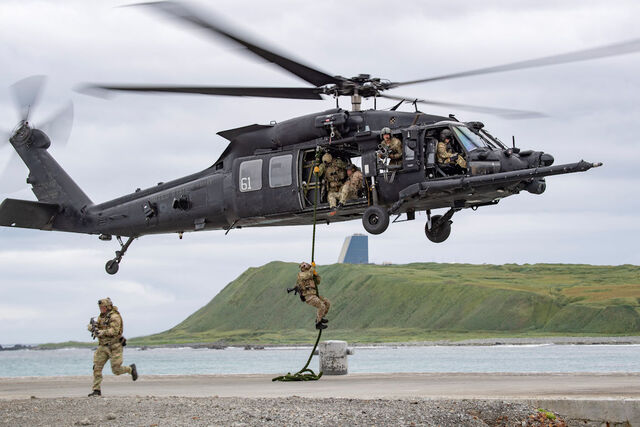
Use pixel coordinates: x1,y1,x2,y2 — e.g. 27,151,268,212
286,286,306,302
89,317,99,340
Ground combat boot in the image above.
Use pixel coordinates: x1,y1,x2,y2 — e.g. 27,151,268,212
315,321,327,330
88,389,101,397
130,363,138,381
320,318,328,324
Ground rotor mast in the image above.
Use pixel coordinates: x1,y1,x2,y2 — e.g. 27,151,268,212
351,91,362,111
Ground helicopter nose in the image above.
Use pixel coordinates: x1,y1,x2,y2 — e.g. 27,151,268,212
540,153,554,166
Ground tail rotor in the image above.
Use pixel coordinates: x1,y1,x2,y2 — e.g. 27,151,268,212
1,76,74,194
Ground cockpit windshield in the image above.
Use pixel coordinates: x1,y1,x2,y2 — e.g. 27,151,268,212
479,129,507,149
452,126,490,151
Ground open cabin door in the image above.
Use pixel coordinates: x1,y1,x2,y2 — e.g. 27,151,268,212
232,152,301,218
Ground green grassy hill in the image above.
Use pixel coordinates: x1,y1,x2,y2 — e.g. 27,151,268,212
134,262,640,345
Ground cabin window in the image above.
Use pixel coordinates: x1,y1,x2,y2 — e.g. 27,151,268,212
239,159,262,192
269,154,292,188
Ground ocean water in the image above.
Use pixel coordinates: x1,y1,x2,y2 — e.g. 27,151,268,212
1,344,639,377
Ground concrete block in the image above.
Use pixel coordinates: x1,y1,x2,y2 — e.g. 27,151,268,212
319,340,350,375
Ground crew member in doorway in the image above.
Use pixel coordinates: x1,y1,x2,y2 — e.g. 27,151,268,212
337,164,364,208
378,127,403,167
437,129,467,170
322,153,347,209
293,262,330,330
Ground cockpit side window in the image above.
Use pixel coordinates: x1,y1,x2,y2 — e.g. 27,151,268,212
452,126,489,151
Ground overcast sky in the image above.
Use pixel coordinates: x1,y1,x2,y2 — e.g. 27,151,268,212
0,0,638,345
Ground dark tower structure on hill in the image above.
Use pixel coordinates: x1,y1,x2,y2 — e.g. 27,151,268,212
337,234,368,264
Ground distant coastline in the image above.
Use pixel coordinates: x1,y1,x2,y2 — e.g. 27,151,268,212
14,335,640,351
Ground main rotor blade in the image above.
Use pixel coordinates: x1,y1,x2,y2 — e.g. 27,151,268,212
39,101,74,147
134,1,342,87
10,75,46,122
391,38,640,87
380,94,545,119
82,84,324,100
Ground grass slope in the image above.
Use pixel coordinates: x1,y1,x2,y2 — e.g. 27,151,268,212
134,262,640,345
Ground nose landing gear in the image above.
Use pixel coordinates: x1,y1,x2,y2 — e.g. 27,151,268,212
105,235,136,275
425,208,458,243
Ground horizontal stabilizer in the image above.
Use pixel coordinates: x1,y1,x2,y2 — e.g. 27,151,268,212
0,198,60,230
217,124,272,141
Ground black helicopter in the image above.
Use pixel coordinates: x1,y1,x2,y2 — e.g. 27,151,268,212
5,1,633,275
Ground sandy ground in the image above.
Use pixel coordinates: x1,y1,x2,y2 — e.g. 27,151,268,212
0,396,575,427
0,373,638,425
1,373,638,400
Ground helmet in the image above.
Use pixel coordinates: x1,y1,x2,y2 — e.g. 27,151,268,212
98,298,113,309
380,127,391,138
299,262,312,271
440,129,452,141
322,153,332,163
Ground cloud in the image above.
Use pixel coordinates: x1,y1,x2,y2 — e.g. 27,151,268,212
0,304,41,321
0,0,638,343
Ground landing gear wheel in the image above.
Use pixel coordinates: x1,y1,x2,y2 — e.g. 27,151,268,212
105,259,119,275
362,205,389,235
425,214,451,243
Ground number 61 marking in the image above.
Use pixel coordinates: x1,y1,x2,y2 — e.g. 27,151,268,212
240,177,252,191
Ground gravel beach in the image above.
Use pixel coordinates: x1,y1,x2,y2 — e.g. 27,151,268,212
0,396,569,426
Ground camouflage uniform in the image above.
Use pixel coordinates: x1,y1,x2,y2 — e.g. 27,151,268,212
437,141,467,168
324,158,347,208
296,265,330,324
339,167,364,205
382,137,403,166
88,298,135,393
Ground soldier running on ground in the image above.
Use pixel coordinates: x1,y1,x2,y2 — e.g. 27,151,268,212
87,298,137,396
292,262,330,330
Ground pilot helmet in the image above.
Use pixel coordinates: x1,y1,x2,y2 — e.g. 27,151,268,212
299,262,312,271
380,127,391,139
322,153,332,163
440,129,452,141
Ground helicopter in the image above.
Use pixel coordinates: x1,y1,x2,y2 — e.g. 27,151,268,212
5,1,634,276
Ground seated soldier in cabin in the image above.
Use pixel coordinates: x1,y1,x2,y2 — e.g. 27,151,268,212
436,129,467,171
321,153,347,208
336,164,364,208
378,127,403,167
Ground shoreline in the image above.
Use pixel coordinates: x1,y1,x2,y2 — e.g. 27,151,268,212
6,335,640,351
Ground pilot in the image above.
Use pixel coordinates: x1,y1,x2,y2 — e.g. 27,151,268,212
295,262,330,330
437,129,467,169
87,297,137,397
378,127,403,167
337,164,364,208
323,153,347,208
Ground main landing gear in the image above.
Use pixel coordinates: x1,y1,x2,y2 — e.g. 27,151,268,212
425,208,458,243
104,236,136,275
362,205,390,235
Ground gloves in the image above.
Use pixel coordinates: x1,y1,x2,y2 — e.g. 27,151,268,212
87,324,93,332
95,330,103,338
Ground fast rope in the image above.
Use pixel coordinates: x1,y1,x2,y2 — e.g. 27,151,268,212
273,147,324,382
